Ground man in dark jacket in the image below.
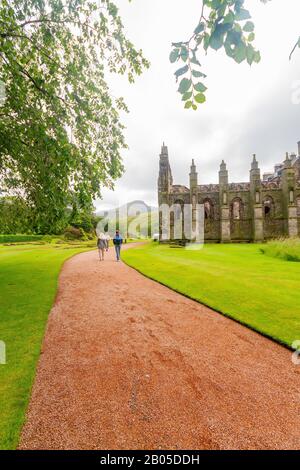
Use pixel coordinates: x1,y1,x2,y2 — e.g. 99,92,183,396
113,230,123,261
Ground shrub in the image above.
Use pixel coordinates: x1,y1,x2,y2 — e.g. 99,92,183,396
260,238,300,262
63,226,84,240
0,234,43,243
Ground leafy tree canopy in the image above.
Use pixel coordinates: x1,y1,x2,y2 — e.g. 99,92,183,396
170,0,299,110
0,0,149,233
0,195,32,233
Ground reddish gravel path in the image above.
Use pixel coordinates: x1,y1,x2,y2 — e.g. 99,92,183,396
19,244,300,450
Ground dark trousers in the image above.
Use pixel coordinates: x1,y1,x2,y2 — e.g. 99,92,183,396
115,245,121,260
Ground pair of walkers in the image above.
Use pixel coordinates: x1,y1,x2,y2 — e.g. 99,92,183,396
97,231,123,262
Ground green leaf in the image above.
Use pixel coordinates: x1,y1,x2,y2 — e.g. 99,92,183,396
235,9,251,22
184,101,193,109
194,22,205,35
203,33,210,51
194,82,207,93
192,70,206,78
243,21,255,33
178,78,192,94
223,11,235,25
169,49,180,63
246,44,255,65
190,53,201,66
233,23,242,34
182,91,193,101
195,93,206,104
209,25,226,51
210,35,224,51
234,43,247,63
253,50,261,63
180,47,189,62
175,65,189,78
217,3,227,19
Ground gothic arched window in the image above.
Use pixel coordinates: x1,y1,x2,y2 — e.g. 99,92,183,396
263,196,274,218
203,199,214,220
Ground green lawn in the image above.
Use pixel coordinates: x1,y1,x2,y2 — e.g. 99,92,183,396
0,242,94,450
122,243,300,348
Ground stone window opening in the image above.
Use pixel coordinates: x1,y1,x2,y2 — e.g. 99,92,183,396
263,196,274,218
231,198,243,220
264,206,271,216
203,200,214,220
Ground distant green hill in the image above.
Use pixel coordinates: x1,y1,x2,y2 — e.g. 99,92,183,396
96,202,158,238
107,210,158,238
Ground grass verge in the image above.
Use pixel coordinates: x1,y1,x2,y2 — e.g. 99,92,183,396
260,238,300,262
0,242,94,449
122,242,300,348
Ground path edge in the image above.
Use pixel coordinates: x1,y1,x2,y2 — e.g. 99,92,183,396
121,247,292,352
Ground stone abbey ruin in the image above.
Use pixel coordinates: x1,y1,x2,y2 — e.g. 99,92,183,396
158,142,300,243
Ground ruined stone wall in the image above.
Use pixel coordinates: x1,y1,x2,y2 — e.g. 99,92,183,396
296,192,300,235
166,187,297,242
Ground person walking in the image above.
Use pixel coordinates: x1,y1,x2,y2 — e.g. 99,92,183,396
97,233,108,261
105,232,111,252
113,230,123,261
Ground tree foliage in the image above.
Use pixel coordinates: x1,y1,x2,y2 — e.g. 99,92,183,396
170,0,298,109
0,196,32,233
0,0,149,233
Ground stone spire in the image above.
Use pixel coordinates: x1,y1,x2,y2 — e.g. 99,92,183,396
284,152,291,168
220,160,226,171
250,154,261,192
219,160,228,186
161,142,168,156
158,142,172,194
189,159,198,189
251,154,259,170
250,154,260,176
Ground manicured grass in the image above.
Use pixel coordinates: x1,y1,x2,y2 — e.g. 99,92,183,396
122,243,300,348
260,238,300,262
0,242,94,450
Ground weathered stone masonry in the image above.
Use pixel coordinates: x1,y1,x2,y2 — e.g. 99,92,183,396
158,142,300,243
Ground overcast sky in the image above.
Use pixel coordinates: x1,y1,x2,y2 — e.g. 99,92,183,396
95,0,300,211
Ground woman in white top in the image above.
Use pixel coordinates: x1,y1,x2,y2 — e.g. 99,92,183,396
97,232,108,261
